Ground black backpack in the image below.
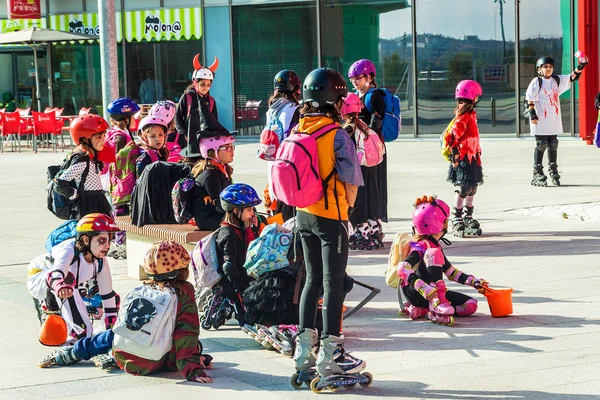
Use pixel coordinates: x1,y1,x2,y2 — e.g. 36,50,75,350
46,154,90,220
522,75,561,118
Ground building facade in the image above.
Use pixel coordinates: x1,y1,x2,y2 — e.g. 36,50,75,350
0,0,597,138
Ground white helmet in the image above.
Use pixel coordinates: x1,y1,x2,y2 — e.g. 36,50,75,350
149,100,176,124
192,53,219,81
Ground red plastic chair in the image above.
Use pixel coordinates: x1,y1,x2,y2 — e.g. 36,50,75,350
0,111,21,152
32,111,63,152
0,108,5,113
16,107,31,117
79,107,91,115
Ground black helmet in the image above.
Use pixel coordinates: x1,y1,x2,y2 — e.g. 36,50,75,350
536,56,555,70
302,68,348,108
274,70,301,93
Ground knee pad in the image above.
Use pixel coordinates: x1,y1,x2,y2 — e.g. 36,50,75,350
456,186,470,198
455,298,478,316
548,137,559,151
467,185,478,197
535,138,548,152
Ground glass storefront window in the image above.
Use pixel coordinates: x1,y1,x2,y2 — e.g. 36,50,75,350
124,0,161,10
232,1,319,131
519,0,571,136
319,0,413,136
49,0,83,14
415,0,516,136
51,43,124,115
125,39,203,104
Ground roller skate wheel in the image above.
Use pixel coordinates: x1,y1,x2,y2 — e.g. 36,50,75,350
347,382,357,388
327,385,339,393
310,377,324,393
349,244,357,250
448,316,455,326
290,372,304,389
360,372,373,388
38,358,54,368
200,318,212,331
476,229,482,236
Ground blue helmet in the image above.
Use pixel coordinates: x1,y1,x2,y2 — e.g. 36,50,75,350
107,97,140,121
220,183,262,212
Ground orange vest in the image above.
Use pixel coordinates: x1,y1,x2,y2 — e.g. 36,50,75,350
296,116,349,220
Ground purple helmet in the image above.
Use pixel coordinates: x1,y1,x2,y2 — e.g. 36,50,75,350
348,59,376,78
455,80,483,102
412,196,450,235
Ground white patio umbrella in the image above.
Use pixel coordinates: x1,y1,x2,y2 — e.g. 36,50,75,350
0,26,98,113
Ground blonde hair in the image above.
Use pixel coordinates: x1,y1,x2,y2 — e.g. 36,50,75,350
110,118,129,130
191,151,233,178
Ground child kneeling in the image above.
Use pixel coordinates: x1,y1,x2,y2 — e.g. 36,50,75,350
39,240,213,384
396,195,488,325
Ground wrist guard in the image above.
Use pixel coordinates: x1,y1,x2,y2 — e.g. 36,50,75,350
524,106,538,121
571,70,582,82
577,61,587,71
48,271,76,294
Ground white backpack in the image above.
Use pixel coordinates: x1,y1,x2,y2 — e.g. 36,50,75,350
190,230,222,291
113,285,177,361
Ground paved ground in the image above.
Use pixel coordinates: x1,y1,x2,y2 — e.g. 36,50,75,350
1,137,599,400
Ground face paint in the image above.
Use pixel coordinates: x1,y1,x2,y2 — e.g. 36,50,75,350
89,233,111,258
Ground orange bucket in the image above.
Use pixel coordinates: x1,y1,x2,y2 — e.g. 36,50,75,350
482,286,513,317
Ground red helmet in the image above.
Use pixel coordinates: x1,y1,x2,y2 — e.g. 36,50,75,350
76,213,120,238
70,114,109,145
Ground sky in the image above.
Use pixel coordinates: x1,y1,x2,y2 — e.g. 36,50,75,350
380,0,566,41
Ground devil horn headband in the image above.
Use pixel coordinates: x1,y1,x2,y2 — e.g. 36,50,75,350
192,53,219,73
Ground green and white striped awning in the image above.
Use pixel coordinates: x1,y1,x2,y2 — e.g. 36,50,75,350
47,7,202,43
0,18,47,46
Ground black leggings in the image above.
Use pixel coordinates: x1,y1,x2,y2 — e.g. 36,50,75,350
297,211,348,337
403,285,473,311
534,135,559,165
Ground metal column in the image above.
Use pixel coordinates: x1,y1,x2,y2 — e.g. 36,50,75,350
98,0,119,114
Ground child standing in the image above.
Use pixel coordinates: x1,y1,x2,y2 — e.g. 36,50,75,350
446,80,484,237
396,195,487,326
150,100,186,162
341,92,383,250
39,240,213,384
525,55,587,186
106,97,140,153
135,115,169,177
56,115,113,219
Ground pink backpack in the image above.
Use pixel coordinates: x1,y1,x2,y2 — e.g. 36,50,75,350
271,123,339,208
166,132,182,162
355,122,385,167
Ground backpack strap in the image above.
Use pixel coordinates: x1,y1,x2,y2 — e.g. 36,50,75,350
309,123,340,139
147,149,159,163
208,96,215,113
537,75,561,93
186,92,193,117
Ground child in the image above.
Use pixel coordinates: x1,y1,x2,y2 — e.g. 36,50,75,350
56,115,113,219
348,58,388,231
204,184,262,328
396,195,487,326
190,132,235,231
341,92,382,250
135,115,169,177
447,80,484,237
289,68,367,390
38,240,213,384
150,100,186,162
28,213,121,341
525,55,587,186
177,54,219,159
106,97,140,153
262,69,302,221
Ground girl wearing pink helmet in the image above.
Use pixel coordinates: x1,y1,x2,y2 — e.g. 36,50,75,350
395,195,488,326
150,100,186,162
135,115,170,177
341,93,385,250
446,80,484,237
348,58,388,245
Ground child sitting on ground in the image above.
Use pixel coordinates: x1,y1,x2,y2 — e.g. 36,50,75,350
395,195,488,326
135,115,169,177
39,240,213,384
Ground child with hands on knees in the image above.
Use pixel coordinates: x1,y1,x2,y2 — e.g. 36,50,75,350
39,240,213,384
396,195,487,326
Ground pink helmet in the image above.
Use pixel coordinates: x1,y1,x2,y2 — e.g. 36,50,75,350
348,59,376,78
340,93,362,116
149,100,176,124
412,195,450,235
138,115,168,134
199,135,235,159
455,80,483,102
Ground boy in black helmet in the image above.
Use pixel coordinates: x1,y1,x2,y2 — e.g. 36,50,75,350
525,54,587,186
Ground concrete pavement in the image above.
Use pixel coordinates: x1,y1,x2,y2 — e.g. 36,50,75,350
0,137,599,399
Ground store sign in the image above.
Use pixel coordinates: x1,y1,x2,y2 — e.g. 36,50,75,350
7,0,41,20
483,65,506,82
0,18,45,45
48,7,201,43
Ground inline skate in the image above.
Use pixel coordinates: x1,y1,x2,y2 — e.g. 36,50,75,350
309,335,372,393
452,207,465,238
462,206,482,236
266,324,297,356
399,302,429,320
349,224,376,250
548,162,561,186
367,219,385,249
531,164,548,187
426,281,455,326
92,352,119,369
291,328,319,389
39,346,81,368
201,285,235,330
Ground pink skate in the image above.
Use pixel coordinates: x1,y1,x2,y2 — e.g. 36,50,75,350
430,280,454,315
427,311,455,326
405,303,429,320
